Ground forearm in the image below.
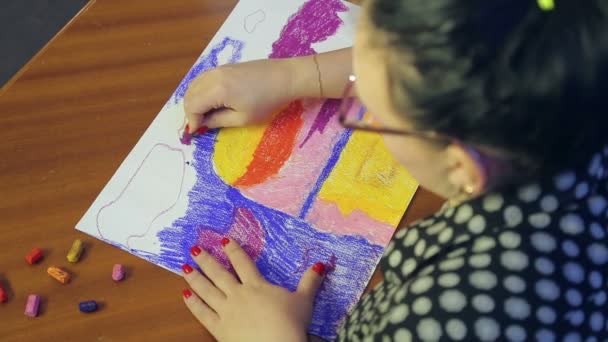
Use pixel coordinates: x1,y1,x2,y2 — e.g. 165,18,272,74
284,48,353,99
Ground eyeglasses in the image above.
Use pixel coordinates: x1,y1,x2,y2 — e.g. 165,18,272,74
337,75,453,144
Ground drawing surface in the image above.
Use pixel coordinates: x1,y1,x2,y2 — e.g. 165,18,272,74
77,0,418,338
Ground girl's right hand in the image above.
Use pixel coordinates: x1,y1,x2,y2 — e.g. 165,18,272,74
183,58,296,133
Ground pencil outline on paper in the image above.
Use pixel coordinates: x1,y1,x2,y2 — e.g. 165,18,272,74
244,9,266,33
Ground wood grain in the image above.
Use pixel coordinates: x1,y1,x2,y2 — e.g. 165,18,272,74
0,0,442,340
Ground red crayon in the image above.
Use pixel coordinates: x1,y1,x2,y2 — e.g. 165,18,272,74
25,248,43,265
0,282,8,303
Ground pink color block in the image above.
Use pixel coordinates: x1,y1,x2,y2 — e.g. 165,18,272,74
308,198,395,246
237,100,345,216
112,264,125,281
198,207,265,271
24,294,40,317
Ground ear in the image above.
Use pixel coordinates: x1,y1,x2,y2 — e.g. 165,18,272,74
444,144,488,196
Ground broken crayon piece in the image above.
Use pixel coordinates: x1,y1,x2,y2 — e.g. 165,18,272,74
78,300,98,313
25,247,43,265
47,266,71,284
24,294,40,317
112,264,125,281
66,239,84,263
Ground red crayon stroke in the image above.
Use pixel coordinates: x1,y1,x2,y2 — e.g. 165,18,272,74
234,100,304,187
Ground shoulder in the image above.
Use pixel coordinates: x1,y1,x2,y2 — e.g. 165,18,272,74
370,190,607,341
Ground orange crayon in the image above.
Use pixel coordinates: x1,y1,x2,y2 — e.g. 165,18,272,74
47,266,71,284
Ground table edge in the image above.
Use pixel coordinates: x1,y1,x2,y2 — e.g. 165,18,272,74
0,0,96,96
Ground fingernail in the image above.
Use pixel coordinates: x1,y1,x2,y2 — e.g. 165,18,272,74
195,126,209,135
220,237,230,247
182,264,193,274
185,123,190,134
182,288,192,299
190,246,202,256
312,262,325,276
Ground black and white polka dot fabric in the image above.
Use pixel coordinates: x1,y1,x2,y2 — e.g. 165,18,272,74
337,146,608,341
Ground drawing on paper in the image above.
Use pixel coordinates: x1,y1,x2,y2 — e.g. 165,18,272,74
77,0,418,339
244,9,266,33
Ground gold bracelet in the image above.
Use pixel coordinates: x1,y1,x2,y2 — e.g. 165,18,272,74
312,54,324,98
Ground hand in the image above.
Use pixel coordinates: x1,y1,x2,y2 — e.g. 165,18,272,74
181,238,326,342
183,59,296,133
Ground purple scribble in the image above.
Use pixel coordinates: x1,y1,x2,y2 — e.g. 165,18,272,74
327,253,338,273
294,247,313,274
197,207,265,271
172,37,245,104
299,99,341,148
180,131,192,145
269,0,348,58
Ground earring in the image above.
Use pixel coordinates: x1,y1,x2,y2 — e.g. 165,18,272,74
448,184,475,207
463,184,475,195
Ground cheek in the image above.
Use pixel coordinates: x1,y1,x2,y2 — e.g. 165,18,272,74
382,135,424,167
382,135,445,189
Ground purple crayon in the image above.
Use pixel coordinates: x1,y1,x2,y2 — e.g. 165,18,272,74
24,294,40,317
112,264,125,282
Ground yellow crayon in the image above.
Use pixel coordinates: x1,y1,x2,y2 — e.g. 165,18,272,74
66,239,84,263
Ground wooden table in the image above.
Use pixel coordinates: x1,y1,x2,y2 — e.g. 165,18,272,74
0,0,442,340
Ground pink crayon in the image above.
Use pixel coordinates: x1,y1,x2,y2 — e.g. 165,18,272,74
24,294,40,317
112,264,125,281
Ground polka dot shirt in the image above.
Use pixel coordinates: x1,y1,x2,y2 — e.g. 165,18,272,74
337,147,608,341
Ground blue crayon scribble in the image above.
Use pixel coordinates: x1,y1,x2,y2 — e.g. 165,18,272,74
149,130,383,339
299,128,353,219
171,37,245,104
299,105,366,219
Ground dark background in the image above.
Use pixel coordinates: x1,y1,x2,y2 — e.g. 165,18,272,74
1,0,89,87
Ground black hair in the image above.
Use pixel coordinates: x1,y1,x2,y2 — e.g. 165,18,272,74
369,0,608,174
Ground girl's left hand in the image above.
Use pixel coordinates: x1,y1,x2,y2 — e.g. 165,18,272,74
181,238,326,342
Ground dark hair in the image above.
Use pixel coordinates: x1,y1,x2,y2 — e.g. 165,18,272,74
369,0,608,174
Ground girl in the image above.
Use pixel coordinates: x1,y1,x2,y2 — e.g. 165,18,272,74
180,0,608,340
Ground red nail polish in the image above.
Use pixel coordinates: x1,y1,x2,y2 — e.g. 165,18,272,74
196,126,209,135
220,237,230,247
190,246,202,256
312,262,325,276
185,123,190,134
182,288,192,299
182,264,193,274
